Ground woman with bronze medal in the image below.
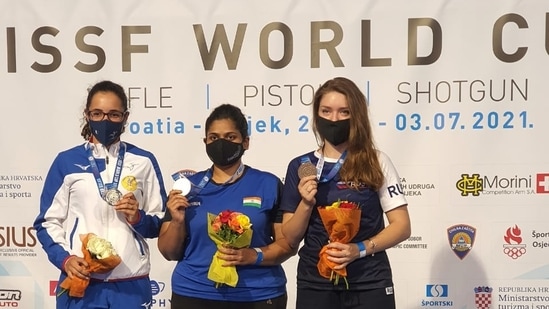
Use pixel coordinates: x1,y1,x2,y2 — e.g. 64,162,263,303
280,77,411,309
34,80,168,309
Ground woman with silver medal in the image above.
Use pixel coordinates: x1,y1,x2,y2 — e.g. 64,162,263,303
34,80,168,309
158,104,294,309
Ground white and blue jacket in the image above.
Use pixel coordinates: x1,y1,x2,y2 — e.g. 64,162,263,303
34,141,167,281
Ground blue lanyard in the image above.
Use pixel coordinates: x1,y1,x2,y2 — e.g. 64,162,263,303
87,143,126,198
300,150,347,183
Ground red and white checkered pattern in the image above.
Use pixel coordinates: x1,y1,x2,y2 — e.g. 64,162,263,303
475,293,492,309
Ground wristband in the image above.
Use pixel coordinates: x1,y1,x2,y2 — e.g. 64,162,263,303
253,247,264,265
356,241,367,258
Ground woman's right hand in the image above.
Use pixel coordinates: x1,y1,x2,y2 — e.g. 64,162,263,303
167,190,190,223
64,256,89,280
298,175,317,207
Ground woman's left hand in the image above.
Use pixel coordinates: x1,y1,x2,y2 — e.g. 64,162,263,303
114,192,140,223
325,242,357,269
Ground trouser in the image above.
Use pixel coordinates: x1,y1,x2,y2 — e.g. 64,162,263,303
296,287,395,309
56,276,152,309
171,292,287,309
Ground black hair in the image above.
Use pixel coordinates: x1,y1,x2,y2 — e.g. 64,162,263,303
205,104,248,139
80,80,128,140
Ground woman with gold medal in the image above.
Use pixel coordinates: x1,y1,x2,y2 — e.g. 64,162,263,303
34,80,168,309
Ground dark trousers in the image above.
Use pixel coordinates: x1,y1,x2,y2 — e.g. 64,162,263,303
296,287,395,309
171,292,287,309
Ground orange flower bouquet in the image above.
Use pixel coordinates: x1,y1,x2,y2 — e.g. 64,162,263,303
58,233,121,297
317,200,361,288
207,210,253,287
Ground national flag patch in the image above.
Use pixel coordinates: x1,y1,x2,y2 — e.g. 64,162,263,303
243,196,261,208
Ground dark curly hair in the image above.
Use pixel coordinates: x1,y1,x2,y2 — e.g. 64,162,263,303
80,80,128,140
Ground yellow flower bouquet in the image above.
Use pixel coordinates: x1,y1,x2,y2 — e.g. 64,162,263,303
207,210,253,287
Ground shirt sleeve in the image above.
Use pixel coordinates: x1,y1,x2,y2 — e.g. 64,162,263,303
377,151,408,212
279,156,302,213
33,154,72,270
130,152,167,238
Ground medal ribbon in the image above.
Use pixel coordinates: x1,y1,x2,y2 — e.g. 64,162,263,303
300,150,347,183
171,162,245,199
87,143,126,199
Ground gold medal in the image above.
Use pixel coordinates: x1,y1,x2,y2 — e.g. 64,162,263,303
122,175,137,191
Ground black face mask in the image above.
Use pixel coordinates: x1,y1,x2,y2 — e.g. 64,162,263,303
316,117,350,146
205,139,245,166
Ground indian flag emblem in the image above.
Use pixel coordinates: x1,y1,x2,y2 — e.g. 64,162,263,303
243,196,261,208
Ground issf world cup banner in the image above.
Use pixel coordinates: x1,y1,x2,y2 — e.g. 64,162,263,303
1,1,549,308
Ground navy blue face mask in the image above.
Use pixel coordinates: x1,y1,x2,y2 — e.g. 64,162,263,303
89,120,124,146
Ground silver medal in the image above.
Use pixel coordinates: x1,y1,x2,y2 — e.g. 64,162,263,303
173,177,192,196
103,189,122,206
